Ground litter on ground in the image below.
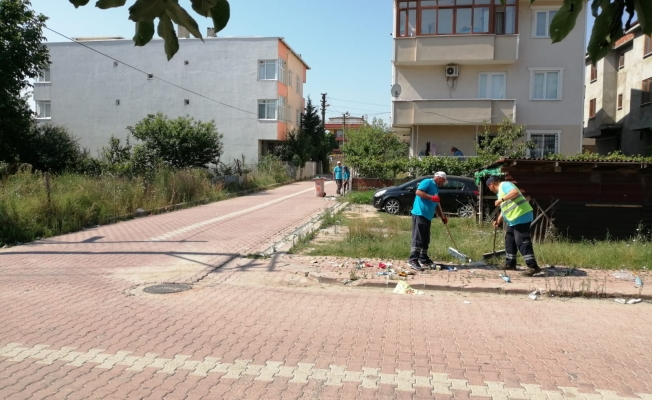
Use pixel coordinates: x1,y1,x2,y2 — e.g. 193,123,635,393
500,274,511,283
393,281,424,295
612,271,636,281
529,290,539,300
635,276,643,288
615,298,642,304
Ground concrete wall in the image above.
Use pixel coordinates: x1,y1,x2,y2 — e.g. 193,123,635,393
392,0,586,156
32,37,307,164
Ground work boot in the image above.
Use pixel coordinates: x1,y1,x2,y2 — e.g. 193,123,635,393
521,266,542,277
419,258,434,268
500,264,517,271
407,260,422,271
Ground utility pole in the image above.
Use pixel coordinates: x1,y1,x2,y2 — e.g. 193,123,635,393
320,93,327,129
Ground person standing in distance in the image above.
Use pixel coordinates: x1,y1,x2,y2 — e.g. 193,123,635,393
408,171,449,271
333,161,343,195
342,166,351,194
486,176,541,276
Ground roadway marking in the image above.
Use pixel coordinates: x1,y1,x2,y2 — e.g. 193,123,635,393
149,184,325,241
0,343,648,400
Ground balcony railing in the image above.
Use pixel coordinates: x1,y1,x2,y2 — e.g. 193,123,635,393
394,34,519,65
393,99,516,126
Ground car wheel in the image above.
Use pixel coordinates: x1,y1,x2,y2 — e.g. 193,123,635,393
457,203,475,218
384,198,402,215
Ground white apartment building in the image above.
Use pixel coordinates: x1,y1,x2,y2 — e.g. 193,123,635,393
32,33,309,164
391,0,586,158
583,24,652,156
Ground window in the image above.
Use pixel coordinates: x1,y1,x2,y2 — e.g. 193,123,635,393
147,74,154,79
589,98,596,118
478,72,506,99
590,64,597,82
618,53,625,69
442,179,465,190
36,100,51,119
645,36,652,57
278,58,287,84
115,100,120,106
398,0,515,37
36,68,50,83
297,110,302,125
288,70,293,87
296,75,300,93
258,99,277,120
113,61,119,67
532,9,557,38
642,78,652,105
288,105,293,123
530,68,563,100
258,60,277,80
184,60,189,65
184,99,190,105
528,131,559,158
617,94,623,110
278,96,286,121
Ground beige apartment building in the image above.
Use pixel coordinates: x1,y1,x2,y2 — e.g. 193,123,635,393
391,0,586,158
583,24,652,156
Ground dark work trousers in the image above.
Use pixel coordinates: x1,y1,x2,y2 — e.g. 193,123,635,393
335,179,343,194
505,222,538,268
409,215,432,262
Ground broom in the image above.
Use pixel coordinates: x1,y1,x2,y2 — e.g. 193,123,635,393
483,217,506,260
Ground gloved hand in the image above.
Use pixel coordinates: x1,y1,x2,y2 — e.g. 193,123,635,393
441,215,448,225
431,195,441,203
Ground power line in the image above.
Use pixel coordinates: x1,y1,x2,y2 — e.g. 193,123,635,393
43,27,257,116
328,96,389,107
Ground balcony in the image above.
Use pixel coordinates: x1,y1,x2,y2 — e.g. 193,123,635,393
394,35,519,66
393,99,515,127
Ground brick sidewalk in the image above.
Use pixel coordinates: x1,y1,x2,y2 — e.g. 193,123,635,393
1,181,651,399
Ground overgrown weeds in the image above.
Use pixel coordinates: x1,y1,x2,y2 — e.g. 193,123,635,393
340,190,374,205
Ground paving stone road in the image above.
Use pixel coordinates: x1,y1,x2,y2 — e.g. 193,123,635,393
1,181,651,400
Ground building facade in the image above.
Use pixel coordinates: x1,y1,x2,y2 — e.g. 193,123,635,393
583,25,652,156
391,0,586,158
324,115,366,153
32,33,309,164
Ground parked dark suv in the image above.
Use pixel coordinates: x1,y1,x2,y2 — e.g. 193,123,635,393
371,175,490,218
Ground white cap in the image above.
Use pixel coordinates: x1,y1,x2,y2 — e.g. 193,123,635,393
337,161,341,164
434,171,447,182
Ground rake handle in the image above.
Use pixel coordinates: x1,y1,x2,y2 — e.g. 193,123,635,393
439,204,459,250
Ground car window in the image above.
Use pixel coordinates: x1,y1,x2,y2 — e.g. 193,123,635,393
402,178,425,189
442,180,464,190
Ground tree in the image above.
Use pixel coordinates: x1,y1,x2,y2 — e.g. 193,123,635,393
0,0,50,164
342,118,409,179
68,0,230,60
543,0,652,63
128,113,223,168
279,129,313,178
301,98,336,172
475,118,534,165
22,124,83,173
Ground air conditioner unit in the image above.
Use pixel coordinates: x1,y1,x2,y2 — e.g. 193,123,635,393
445,65,459,77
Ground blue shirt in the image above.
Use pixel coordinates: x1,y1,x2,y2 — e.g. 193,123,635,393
343,170,350,179
500,182,533,226
453,150,464,156
411,179,440,221
334,166,342,180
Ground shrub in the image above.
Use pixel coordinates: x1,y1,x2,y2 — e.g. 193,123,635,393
22,124,83,173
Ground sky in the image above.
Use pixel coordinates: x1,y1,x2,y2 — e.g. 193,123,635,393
30,0,593,122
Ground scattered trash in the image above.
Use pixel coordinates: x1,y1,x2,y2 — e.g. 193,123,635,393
338,263,344,268
392,281,424,295
435,265,442,271
635,276,643,288
447,267,457,272
463,301,471,304
364,262,374,268
614,298,627,304
627,299,642,304
529,290,539,300
499,274,511,283
612,271,636,281
377,271,389,276
378,263,387,269
311,260,318,264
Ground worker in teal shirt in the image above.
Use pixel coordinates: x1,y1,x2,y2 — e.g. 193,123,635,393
333,161,343,195
342,166,350,194
408,171,449,271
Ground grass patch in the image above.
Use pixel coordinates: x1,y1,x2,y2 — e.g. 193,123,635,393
340,190,375,205
0,166,291,246
295,210,652,270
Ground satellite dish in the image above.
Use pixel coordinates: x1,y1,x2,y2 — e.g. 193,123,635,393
391,84,402,98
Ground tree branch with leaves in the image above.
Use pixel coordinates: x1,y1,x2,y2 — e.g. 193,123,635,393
67,0,230,60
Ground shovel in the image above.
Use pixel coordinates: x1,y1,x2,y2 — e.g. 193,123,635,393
440,204,472,263
483,219,506,260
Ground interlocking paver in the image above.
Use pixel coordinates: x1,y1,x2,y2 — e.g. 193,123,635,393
1,181,652,399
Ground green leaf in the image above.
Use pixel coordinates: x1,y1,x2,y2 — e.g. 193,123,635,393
133,20,155,46
209,0,230,33
550,0,584,43
69,0,90,7
190,0,218,17
157,14,179,60
129,0,166,22
95,0,127,9
166,2,203,39
587,1,624,64
635,0,652,35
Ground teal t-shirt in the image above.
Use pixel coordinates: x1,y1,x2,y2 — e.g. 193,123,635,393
411,179,439,221
334,166,343,180
343,170,350,180
500,182,533,226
